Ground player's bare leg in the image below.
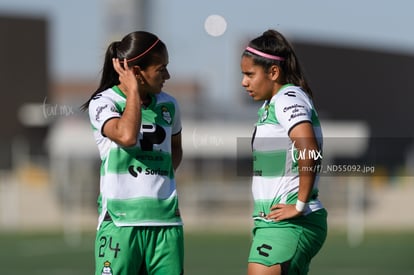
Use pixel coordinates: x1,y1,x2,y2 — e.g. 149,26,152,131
248,263,281,275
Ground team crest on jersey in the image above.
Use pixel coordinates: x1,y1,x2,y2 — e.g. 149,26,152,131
161,106,172,124
101,261,113,275
260,104,269,122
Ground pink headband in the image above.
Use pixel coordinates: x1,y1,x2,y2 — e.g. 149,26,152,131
124,39,160,63
245,46,285,61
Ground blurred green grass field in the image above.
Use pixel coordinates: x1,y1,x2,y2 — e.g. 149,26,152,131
0,230,413,274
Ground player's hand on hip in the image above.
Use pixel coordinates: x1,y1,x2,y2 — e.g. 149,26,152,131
266,204,302,221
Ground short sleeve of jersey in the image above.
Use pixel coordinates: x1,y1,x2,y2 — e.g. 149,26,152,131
88,94,121,136
171,98,182,135
274,89,312,133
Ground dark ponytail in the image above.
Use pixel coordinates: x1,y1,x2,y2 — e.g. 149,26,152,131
80,41,120,111
99,41,122,94
81,31,166,111
243,29,313,98
283,45,313,98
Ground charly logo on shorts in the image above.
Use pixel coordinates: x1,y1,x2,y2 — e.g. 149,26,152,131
257,244,272,257
101,261,113,275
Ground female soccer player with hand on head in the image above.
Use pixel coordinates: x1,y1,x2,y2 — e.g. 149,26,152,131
82,31,184,275
241,29,327,275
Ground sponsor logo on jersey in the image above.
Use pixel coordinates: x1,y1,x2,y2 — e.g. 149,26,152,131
96,104,108,121
284,103,307,122
128,165,169,178
288,112,307,122
283,104,305,113
140,123,167,151
92,93,102,100
284,91,296,97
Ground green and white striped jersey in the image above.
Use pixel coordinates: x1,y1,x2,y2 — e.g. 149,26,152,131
252,84,324,224
89,86,182,228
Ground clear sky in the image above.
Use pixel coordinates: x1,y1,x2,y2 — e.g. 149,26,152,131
1,0,414,102
149,0,414,105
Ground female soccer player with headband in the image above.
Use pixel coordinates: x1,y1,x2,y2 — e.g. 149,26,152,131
82,31,184,275
241,29,327,275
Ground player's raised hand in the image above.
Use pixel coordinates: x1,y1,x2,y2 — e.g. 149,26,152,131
112,58,140,99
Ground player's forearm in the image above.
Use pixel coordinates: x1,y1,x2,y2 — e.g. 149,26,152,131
297,158,317,203
171,133,183,171
289,122,319,204
115,93,142,146
172,148,182,171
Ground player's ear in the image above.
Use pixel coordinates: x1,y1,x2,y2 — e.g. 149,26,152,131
269,65,280,81
133,66,142,76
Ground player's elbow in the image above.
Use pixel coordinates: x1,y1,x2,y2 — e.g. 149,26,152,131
103,119,139,147
117,134,137,147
